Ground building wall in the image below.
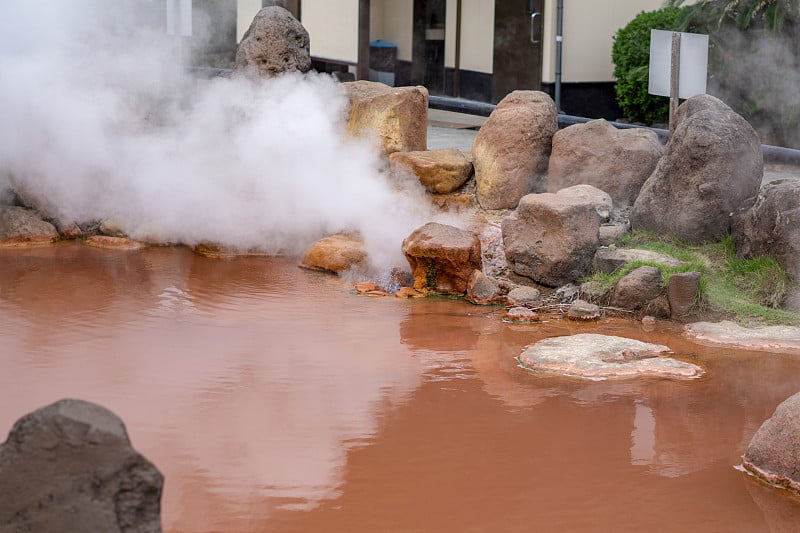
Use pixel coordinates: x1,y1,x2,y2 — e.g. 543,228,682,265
371,0,413,62
237,0,262,40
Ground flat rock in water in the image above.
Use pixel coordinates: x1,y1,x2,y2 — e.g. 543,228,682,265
683,321,800,353
85,235,146,250
518,334,703,380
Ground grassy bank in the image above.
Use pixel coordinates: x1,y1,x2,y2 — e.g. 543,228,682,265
585,231,799,326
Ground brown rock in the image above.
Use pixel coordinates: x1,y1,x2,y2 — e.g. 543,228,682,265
502,190,600,287
0,399,163,533
566,299,601,321
85,236,146,251
743,391,800,494
234,7,311,77
299,234,366,274
668,271,701,316
506,286,542,306
504,306,540,323
0,206,58,247
389,148,473,193
610,266,664,312
556,184,613,222
473,91,558,209
732,178,800,280
395,287,425,298
402,222,482,295
344,81,428,156
631,95,763,243
466,270,501,304
354,282,389,297
548,119,664,206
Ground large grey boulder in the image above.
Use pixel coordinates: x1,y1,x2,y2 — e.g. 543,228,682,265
402,222,482,295
502,189,600,287
743,391,800,494
547,119,664,206
0,206,58,246
234,7,311,77
344,81,428,156
0,399,163,533
473,91,557,209
732,178,800,280
517,334,703,380
631,95,763,243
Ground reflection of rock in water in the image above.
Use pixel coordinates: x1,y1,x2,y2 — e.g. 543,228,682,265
744,475,800,533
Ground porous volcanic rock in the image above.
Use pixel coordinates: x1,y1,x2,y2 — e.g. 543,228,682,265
0,399,163,533
609,266,665,313
631,94,763,243
299,234,366,274
0,206,58,246
234,7,311,77
548,119,664,206
344,81,428,156
743,391,800,494
473,91,557,209
402,222,482,295
389,148,473,194
732,178,800,280
502,190,600,287
683,320,800,354
593,247,685,274
517,334,702,380
466,269,501,304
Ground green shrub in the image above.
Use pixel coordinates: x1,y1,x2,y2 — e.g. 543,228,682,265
612,7,683,125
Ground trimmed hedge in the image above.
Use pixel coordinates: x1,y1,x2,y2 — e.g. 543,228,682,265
612,7,683,125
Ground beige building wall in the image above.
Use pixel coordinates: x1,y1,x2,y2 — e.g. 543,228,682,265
371,0,413,62
457,0,494,73
303,1,360,63
541,0,668,83
237,0,263,41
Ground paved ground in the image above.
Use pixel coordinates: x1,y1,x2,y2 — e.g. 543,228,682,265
428,109,800,184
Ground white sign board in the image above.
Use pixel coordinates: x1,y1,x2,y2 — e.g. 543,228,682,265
166,0,193,37
648,29,708,99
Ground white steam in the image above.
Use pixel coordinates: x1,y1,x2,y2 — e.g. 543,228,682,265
0,0,437,271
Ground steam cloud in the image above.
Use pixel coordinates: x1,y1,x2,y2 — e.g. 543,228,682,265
0,0,438,272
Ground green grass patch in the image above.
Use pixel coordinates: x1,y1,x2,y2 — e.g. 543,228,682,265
584,231,799,325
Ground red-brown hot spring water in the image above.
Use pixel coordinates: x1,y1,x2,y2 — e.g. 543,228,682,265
1,242,800,532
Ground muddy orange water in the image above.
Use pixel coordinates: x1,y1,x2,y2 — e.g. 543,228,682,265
2,242,800,532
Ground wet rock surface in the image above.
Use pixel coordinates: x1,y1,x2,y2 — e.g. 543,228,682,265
473,91,557,209
732,178,800,280
502,189,600,287
566,299,601,321
389,148,473,194
631,94,763,243
743,391,800,494
517,334,703,380
0,206,58,246
0,399,163,533
344,81,428,156
85,235,146,251
402,222,482,295
234,7,311,77
299,234,366,274
683,320,800,353
548,119,664,206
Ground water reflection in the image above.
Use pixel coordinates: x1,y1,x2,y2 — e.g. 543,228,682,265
1,243,800,532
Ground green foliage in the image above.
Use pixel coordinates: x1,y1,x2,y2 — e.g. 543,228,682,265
584,231,799,325
611,7,683,124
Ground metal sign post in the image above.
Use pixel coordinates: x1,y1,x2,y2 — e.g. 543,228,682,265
649,29,709,136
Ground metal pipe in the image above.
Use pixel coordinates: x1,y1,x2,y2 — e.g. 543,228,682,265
357,0,370,81
555,0,563,112
454,0,462,97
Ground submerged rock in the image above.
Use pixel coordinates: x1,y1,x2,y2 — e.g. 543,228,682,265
299,234,366,274
743,391,800,494
234,6,311,77
683,320,800,353
344,81,428,156
504,306,540,323
402,222,482,295
0,399,163,533
517,334,703,380
0,206,58,246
